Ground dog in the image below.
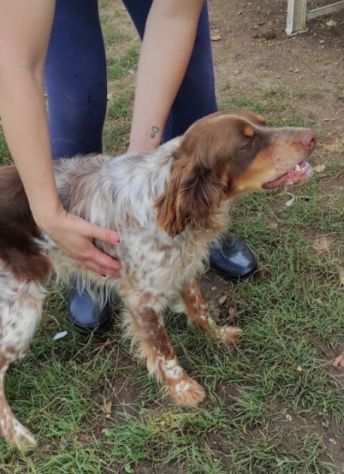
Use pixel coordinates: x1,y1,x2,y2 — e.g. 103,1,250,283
0,111,315,450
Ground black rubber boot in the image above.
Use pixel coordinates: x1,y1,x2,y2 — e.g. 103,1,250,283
209,237,257,281
68,289,112,332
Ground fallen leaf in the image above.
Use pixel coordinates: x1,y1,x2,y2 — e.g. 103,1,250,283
103,400,112,418
219,295,227,305
338,266,344,286
52,330,68,341
267,220,278,230
314,164,326,173
211,29,222,41
228,307,237,322
326,19,337,27
322,140,343,153
285,194,296,207
312,235,333,255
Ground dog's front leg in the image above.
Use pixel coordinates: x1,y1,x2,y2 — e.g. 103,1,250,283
124,293,205,407
181,280,242,346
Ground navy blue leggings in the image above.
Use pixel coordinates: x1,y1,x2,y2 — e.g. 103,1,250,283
45,0,217,158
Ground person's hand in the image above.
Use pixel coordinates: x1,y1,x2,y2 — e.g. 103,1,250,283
36,205,121,278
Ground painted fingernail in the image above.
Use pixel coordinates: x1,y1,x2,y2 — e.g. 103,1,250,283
114,234,121,244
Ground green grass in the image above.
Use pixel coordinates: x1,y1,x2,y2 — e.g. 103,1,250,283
0,132,10,165
1,2,344,473
107,46,139,81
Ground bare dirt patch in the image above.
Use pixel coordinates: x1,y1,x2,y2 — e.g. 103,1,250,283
209,0,344,161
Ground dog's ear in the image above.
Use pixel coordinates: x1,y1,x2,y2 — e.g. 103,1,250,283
156,137,229,237
235,110,266,126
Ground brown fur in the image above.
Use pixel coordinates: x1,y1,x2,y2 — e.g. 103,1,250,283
182,280,242,346
156,112,269,237
0,111,317,450
0,166,51,281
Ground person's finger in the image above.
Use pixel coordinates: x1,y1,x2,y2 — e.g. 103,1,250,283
83,258,121,279
88,247,121,275
84,220,120,246
83,260,108,276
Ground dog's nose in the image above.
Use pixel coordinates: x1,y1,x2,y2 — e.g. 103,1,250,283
300,130,316,151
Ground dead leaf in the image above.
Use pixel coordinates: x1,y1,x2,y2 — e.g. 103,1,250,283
267,220,278,230
338,266,344,286
312,235,333,255
285,194,296,207
103,399,112,418
228,307,237,323
322,140,343,153
219,295,227,305
52,330,68,341
314,164,326,173
326,19,337,27
211,29,222,41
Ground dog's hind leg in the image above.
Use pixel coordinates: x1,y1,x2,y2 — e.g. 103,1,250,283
0,274,45,451
0,363,37,451
181,280,242,347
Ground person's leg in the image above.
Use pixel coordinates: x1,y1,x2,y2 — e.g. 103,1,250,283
123,0,257,279
45,0,107,157
45,0,111,329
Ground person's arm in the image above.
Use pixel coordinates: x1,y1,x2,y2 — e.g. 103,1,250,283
128,0,204,153
0,1,120,277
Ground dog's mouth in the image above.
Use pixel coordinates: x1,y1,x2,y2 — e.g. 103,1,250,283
262,160,313,190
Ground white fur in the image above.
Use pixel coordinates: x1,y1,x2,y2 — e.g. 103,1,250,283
0,137,230,450
49,137,230,308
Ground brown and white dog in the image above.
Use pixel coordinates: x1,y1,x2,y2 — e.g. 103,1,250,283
0,111,315,450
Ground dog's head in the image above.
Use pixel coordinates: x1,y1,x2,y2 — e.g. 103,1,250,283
156,111,316,237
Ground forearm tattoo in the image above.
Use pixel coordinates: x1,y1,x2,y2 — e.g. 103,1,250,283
150,126,161,139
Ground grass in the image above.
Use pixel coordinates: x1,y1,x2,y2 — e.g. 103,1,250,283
0,133,10,165
1,1,344,473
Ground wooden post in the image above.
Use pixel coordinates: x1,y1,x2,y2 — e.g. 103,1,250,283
286,0,307,35
308,1,344,20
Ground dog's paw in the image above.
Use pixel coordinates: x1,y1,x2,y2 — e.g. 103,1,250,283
169,376,206,408
333,353,344,369
12,420,37,452
219,326,242,347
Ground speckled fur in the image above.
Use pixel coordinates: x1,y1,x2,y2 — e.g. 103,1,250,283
51,137,229,303
0,113,315,450
0,138,230,450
